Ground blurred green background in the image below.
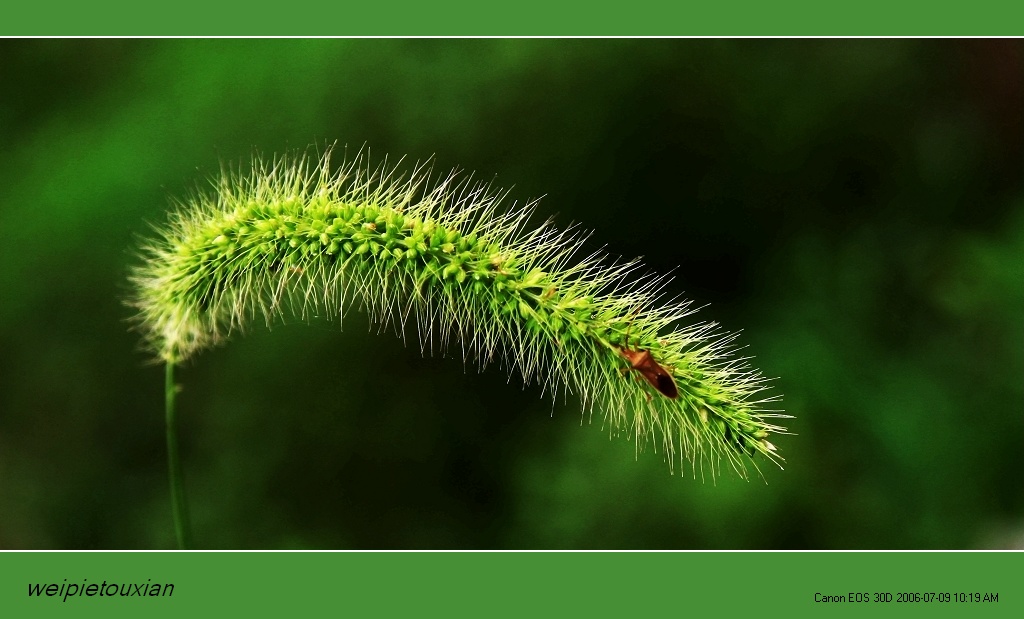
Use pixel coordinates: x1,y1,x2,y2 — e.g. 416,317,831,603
1,39,1021,549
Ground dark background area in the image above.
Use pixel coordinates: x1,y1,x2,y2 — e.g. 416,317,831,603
0,39,1021,549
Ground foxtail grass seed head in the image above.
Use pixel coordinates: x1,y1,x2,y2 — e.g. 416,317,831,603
129,148,788,479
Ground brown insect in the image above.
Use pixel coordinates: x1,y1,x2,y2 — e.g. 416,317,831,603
617,333,679,399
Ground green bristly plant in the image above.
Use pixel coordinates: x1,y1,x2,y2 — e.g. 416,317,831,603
129,147,788,549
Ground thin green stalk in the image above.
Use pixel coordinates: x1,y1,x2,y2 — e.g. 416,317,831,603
165,359,192,549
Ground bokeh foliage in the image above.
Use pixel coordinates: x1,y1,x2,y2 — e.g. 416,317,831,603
0,39,1020,549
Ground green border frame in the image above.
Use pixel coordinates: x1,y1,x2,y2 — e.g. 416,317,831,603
3,552,1021,617
3,1,1024,36
3,4,1022,618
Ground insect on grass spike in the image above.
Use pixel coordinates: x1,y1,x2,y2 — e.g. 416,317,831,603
128,145,789,480
615,319,680,399
618,340,680,399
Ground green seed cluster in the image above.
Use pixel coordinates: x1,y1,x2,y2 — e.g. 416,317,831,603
130,150,787,479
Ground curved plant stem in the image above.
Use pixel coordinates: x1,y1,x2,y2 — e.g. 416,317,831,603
165,359,192,549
